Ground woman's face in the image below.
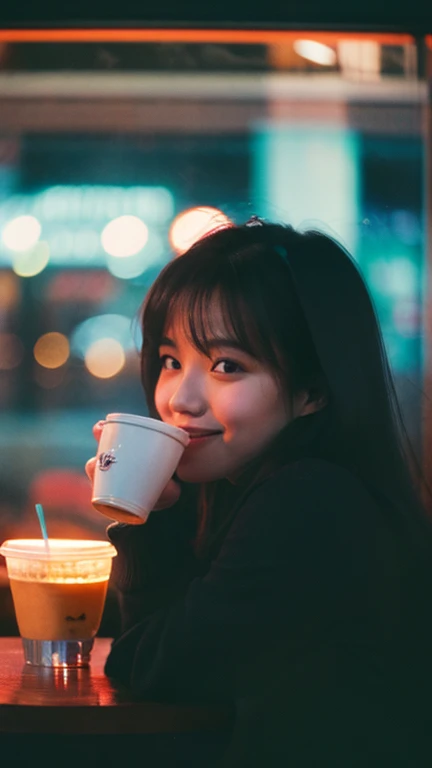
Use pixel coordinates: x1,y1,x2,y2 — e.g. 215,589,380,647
154,305,307,483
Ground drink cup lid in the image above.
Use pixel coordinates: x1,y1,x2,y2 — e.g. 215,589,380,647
104,413,190,446
0,539,117,562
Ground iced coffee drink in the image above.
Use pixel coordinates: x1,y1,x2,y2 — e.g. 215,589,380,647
0,539,116,667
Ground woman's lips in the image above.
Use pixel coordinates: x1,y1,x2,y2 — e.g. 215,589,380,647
186,431,222,445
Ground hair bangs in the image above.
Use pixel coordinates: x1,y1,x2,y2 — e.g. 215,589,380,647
173,285,280,369
140,245,284,411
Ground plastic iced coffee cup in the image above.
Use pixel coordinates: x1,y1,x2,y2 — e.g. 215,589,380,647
0,538,116,667
91,413,190,525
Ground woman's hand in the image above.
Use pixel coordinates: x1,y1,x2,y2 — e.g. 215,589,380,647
85,421,181,512
84,420,106,486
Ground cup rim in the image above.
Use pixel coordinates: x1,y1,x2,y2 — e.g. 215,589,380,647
0,539,117,561
104,413,190,446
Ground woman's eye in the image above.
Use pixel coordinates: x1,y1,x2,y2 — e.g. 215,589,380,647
160,355,181,371
212,359,244,374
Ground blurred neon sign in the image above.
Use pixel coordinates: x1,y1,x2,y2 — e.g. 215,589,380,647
0,185,174,267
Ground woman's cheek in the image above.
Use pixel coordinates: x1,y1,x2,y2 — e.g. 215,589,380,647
212,386,245,424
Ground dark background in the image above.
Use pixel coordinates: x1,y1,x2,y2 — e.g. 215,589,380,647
0,0,431,33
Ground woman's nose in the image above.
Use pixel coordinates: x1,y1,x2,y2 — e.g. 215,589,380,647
169,375,207,417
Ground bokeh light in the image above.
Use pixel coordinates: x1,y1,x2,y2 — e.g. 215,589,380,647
0,272,20,310
293,40,337,66
33,332,70,369
0,333,24,370
106,232,164,279
169,207,230,255
369,258,417,298
101,215,149,257
70,314,134,359
106,251,147,279
84,338,125,379
2,215,42,252
12,241,50,278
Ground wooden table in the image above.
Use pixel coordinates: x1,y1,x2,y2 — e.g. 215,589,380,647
0,636,231,734
0,637,233,766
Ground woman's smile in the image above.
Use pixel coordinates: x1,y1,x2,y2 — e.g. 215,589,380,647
178,426,224,446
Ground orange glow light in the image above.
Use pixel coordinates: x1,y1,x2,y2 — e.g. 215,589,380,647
0,29,414,46
170,206,231,256
34,332,70,369
0,332,24,370
0,272,20,310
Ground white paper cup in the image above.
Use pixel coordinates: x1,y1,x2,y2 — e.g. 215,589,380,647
91,413,190,524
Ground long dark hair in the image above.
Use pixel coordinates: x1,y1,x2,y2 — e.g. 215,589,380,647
140,221,431,559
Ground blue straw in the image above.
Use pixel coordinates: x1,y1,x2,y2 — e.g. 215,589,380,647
35,503,50,554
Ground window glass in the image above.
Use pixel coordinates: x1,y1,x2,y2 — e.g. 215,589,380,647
0,31,426,576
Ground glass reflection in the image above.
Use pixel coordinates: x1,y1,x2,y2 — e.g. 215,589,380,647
12,664,100,706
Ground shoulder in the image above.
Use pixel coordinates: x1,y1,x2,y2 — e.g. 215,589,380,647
253,457,374,503
232,458,379,536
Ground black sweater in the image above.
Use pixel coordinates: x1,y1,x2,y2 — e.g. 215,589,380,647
105,456,432,765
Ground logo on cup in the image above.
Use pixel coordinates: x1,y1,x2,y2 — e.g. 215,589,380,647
98,451,117,471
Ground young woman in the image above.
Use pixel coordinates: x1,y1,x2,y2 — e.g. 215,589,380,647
87,219,432,766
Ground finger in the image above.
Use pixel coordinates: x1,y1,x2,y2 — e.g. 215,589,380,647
92,420,105,442
85,456,97,483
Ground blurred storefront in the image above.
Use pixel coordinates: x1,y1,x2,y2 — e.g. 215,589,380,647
0,25,430,572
